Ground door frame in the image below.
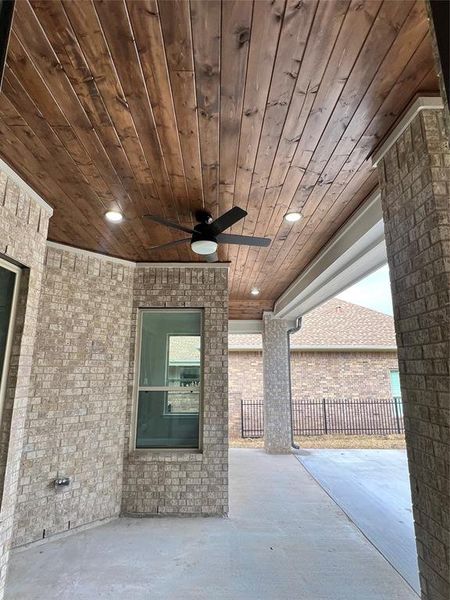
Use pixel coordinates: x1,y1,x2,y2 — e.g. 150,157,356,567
0,256,21,420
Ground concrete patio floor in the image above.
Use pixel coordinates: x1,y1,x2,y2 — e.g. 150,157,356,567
6,449,417,600
297,448,419,593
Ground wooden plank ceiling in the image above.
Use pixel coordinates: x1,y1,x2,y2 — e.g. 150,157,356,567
0,0,439,318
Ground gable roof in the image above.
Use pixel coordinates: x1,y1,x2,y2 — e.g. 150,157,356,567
229,298,397,351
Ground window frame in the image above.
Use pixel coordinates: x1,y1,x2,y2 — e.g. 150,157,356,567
131,308,204,452
0,256,21,422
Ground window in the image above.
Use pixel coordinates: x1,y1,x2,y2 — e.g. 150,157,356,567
135,310,202,449
0,258,20,415
390,369,403,416
389,369,401,398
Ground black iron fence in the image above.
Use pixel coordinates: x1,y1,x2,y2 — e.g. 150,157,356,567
241,398,404,438
241,401,264,438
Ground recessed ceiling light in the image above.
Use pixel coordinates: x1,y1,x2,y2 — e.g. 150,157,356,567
250,287,260,296
284,212,302,223
105,210,123,223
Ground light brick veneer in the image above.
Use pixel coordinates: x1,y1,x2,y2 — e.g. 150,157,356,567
262,313,293,453
0,168,51,597
10,253,229,550
13,246,134,547
229,352,263,438
121,266,229,516
377,108,450,600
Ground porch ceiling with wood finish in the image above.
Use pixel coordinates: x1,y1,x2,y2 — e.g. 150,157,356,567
0,0,439,318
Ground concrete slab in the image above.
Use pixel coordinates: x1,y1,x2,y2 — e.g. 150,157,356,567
297,449,419,594
6,449,418,600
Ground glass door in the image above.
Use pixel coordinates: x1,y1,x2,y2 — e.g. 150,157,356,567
0,258,20,412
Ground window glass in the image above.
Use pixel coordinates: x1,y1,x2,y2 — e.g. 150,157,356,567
390,369,401,398
136,310,202,449
390,369,403,417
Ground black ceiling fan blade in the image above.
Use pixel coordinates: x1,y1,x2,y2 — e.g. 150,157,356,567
209,206,247,234
148,238,190,252
217,233,271,247
143,214,195,235
204,252,218,263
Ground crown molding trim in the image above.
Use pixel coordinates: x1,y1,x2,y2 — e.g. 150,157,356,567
0,158,54,216
46,241,230,268
372,96,444,166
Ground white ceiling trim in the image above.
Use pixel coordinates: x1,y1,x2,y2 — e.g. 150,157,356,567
229,320,263,334
371,96,444,166
0,158,54,216
273,190,387,320
46,241,136,267
46,241,230,268
136,262,229,269
229,344,397,352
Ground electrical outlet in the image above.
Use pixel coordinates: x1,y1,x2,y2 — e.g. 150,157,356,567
54,477,70,488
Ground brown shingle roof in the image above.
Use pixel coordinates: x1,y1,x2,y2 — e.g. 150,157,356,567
229,298,396,350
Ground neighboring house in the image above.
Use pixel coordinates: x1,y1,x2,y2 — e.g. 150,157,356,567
229,298,399,439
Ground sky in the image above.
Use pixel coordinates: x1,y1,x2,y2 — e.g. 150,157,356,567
336,264,393,316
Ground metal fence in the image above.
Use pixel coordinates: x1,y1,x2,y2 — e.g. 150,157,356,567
241,398,404,438
241,401,264,438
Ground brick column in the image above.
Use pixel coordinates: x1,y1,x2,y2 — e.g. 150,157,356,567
262,312,293,454
376,106,450,600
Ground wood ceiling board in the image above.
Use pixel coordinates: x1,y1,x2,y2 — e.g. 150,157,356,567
0,0,439,318
274,44,438,292
6,9,151,257
219,0,253,261
235,0,434,300
227,0,285,286
157,0,204,221
278,32,437,276
190,0,221,219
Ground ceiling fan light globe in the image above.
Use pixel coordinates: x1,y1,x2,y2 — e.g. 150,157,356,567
191,239,218,255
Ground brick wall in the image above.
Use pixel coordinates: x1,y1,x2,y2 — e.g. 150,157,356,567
0,167,51,597
291,351,398,400
229,350,399,438
13,246,134,546
229,352,263,438
10,254,229,550
378,108,450,600
122,266,229,516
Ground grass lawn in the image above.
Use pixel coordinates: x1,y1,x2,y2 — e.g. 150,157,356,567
229,434,406,449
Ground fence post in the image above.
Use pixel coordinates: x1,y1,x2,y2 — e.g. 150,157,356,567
322,398,328,434
393,397,401,434
240,396,244,438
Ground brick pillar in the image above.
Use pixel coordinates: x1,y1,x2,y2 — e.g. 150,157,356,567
262,312,292,454
376,107,450,600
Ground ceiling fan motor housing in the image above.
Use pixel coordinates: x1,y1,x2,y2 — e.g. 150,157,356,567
191,225,218,255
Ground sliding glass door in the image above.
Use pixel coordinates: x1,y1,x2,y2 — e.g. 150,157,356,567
0,258,20,410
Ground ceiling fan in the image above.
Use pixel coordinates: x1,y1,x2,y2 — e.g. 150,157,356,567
143,206,271,262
